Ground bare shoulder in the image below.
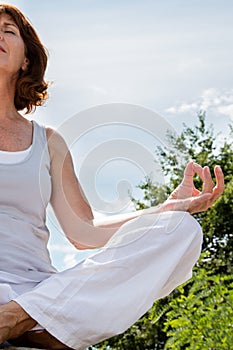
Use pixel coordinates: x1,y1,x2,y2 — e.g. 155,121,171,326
45,127,67,147
45,127,69,162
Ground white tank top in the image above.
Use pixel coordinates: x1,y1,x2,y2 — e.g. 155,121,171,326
0,145,32,164
0,120,57,295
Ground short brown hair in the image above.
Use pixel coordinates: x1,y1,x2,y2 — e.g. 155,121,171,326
0,4,49,113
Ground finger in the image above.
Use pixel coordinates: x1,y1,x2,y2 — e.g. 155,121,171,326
192,187,201,196
178,162,204,199
182,162,203,186
192,162,205,181
202,166,215,193
214,165,225,192
211,165,225,200
182,161,194,186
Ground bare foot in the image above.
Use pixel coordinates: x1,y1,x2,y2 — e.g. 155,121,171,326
0,301,37,343
10,329,74,349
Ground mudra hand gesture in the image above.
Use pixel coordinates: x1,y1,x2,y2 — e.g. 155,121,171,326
162,162,224,214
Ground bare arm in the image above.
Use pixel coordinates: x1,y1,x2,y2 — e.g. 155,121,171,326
46,128,165,249
46,128,224,250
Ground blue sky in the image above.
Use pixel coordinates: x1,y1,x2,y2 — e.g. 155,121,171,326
4,0,233,269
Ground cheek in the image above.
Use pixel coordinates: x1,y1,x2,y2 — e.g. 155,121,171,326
14,42,27,63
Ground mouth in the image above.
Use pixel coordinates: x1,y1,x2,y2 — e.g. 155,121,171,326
0,45,6,53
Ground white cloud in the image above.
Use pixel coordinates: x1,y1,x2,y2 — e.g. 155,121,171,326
48,243,76,253
165,102,199,114
179,102,199,113
165,88,233,120
63,254,79,269
200,88,219,110
165,106,177,113
217,104,233,120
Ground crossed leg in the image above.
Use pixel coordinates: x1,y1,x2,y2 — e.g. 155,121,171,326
1,212,203,349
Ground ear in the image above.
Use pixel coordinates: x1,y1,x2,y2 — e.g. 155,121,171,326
21,57,29,71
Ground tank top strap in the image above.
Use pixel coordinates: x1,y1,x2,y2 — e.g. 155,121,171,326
31,120,50,165
32,120,48,150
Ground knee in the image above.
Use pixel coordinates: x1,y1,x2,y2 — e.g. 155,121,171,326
182,212,203,241
165,211,203,239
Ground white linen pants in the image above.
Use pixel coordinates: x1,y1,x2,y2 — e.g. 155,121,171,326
15,211,203,350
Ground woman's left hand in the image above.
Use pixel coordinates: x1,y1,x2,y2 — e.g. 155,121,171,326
161,162,225,214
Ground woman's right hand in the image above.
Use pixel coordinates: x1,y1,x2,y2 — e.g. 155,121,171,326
160,162,224,214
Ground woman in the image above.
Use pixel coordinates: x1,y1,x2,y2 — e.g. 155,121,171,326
0,4,224,350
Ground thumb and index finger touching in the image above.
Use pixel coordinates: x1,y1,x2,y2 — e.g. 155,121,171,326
183,160,225,199
182,161,203,189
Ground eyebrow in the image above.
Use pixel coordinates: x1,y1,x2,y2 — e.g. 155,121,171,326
3,22,19,29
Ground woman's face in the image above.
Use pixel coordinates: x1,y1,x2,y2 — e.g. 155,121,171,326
0,14,28,79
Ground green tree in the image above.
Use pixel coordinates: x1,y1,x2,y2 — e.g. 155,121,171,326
133,112,233,274
163,268,233,350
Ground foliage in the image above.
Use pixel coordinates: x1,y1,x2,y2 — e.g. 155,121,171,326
200,179,233,274
164,268,233,350
131,177,169,210
133,112,233,274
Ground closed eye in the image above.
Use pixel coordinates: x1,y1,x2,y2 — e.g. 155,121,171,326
5,30,16,35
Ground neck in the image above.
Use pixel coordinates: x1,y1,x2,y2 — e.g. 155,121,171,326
0,74,19,121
